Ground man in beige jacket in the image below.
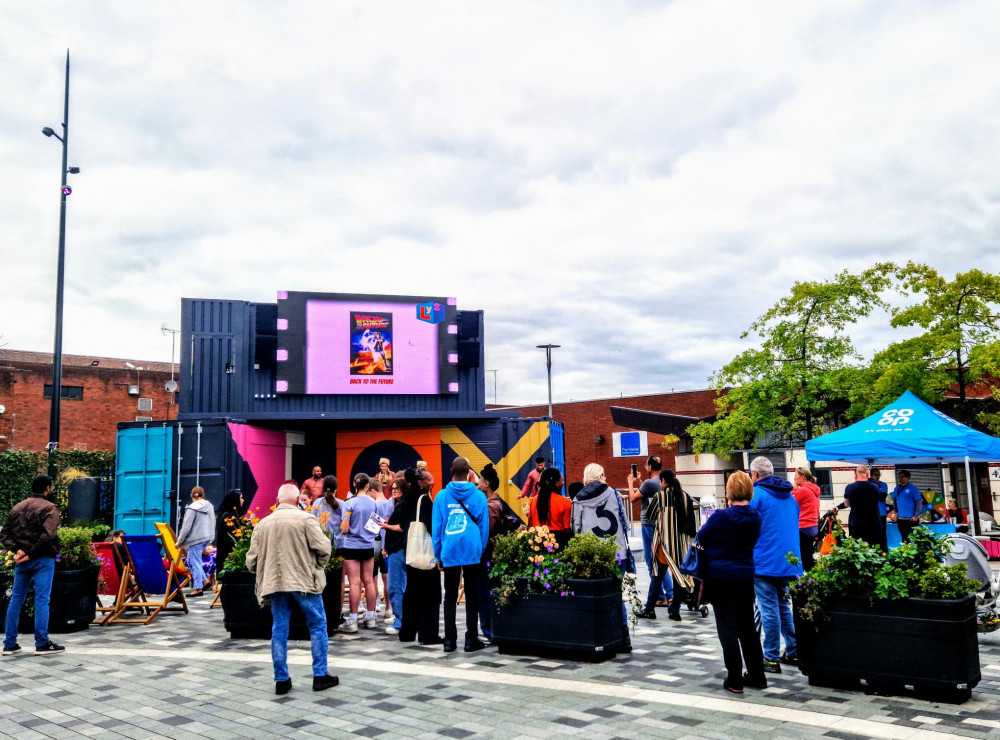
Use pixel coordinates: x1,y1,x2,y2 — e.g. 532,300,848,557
247,483,339,694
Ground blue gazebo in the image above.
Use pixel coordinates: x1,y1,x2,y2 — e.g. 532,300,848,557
805,391,1000,536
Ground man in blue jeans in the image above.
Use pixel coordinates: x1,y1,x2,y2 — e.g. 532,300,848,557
629,456,672,618
247,484,339,694
748,457,802,674
2,475,64,656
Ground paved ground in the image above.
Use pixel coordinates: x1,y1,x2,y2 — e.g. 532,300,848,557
1,549,999,739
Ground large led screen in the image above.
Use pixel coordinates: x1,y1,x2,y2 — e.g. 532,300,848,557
275,291,459,395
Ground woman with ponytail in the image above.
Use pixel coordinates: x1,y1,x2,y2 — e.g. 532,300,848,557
528,468,572,547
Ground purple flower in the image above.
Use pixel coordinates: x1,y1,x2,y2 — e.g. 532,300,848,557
546,546,553,552
55,554,61,562
553,558,559,563
534,570,539,577
560,591,567,596
544,582,551,589
486,561,490,568
543,569,550,575
570,591,575,597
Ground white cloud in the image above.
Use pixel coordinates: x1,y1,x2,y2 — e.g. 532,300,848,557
3,0,1000,405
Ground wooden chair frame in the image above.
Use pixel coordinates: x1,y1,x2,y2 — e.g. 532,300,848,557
107,535,189,625
93,543,148,625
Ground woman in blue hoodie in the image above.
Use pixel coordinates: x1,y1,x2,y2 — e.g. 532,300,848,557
698,471,764,694
432,457,490,653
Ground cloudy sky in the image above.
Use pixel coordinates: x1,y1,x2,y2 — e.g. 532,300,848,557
3,1,999,406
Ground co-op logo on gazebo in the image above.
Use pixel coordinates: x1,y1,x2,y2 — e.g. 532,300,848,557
878,408,914,426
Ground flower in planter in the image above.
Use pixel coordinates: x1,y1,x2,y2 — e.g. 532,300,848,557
489,529,621,608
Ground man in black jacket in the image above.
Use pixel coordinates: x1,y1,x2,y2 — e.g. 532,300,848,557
1,476,64,656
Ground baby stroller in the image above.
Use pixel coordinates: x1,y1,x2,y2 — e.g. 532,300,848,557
942,532,1000,633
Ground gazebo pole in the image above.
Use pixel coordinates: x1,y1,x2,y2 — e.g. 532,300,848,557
964,456,979,537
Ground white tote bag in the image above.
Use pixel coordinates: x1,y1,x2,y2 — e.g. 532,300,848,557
405,495,438,570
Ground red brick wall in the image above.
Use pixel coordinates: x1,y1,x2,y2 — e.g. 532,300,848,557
511,390,719,490
0,351,176,452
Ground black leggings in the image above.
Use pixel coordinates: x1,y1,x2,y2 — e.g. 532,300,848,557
399,565,441,643
705,577,764,689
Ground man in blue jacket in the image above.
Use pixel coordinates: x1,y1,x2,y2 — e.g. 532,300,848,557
748,456,802,674
893,469,928,543
433,457,490,653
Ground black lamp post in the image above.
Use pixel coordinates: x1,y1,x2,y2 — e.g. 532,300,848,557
42,50,78,475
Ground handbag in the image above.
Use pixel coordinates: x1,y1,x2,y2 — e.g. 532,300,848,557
405,495,438,570
679,539,702,577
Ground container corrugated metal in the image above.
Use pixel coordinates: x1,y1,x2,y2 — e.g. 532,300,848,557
179,298,486,419
115,419,246,530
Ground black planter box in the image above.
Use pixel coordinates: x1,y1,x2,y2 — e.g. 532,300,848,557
794,594,981,702
221,569,343,640
492,577,623,661
0,568,97,635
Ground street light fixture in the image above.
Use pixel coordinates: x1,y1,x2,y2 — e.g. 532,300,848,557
43,50,79,475
536,344,561,419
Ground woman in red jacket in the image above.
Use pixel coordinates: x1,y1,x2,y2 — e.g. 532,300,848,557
791,467,821,571
528,469,572,547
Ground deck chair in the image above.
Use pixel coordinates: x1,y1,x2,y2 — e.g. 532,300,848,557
107,535,188,625
92,542,145,625
154,522,192,590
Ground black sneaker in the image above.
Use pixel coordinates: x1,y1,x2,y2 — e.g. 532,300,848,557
275,679,291,695
312,674,339,692
743,671,768,689
762,659,782,674
637,608,657,620
2,644,21,656
34,642,65,656
779,652,799,666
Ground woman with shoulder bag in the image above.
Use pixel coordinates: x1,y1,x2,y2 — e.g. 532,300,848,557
698,471,765,695
398,468,443,645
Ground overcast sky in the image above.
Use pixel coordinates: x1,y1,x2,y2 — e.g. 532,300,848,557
3,1,999,406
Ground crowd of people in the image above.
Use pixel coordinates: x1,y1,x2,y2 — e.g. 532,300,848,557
2,453,970,699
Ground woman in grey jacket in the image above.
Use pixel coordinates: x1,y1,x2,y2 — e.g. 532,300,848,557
571,463,636,652
177,486,216,597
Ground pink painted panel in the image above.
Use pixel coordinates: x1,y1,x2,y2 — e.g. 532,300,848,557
229,422,287,519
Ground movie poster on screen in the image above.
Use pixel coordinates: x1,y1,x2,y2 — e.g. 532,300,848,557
350,312,393,376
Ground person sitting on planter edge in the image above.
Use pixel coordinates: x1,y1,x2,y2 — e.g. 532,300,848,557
1,475,64,656
698,471,765,694
528,468,572,549
572,463,636,652
432,456,490,653
748,456,802,674
245,483,338,695
833,465,885,552
177,486,216,598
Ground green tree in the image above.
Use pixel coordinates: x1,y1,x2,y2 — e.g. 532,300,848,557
690,265,896,456
862,265,1000,427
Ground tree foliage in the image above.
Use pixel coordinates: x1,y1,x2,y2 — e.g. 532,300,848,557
690,265,897,455
861,264,1000,429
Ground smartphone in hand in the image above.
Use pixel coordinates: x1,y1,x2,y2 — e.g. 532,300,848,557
631,463,638,478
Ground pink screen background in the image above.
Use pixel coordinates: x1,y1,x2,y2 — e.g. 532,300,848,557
305,299,440,395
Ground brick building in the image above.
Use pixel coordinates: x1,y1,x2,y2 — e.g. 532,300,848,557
0,349,176,451
499,389,720,490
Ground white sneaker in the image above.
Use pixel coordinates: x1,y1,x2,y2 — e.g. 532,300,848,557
339,621,358,634
384,626,399,635
384,610,394,621
363,616,378,629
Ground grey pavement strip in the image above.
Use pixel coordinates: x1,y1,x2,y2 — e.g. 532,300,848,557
67,645,969,740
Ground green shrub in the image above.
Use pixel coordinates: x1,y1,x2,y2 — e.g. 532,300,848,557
790,527,980,624
56,527,100,571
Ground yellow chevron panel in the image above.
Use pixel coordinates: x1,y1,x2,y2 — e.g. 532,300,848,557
439,422,551,523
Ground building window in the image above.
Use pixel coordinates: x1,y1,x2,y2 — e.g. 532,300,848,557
43,385,84,400
815,468,833,499
676,436,694,455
